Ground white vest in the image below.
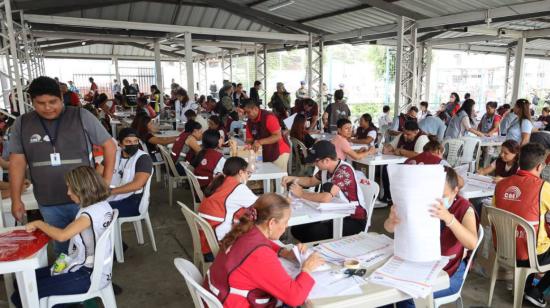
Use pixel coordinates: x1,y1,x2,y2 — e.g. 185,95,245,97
110,148,148,201
320,160,365,209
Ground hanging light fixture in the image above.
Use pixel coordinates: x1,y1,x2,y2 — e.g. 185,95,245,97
268,0,295,11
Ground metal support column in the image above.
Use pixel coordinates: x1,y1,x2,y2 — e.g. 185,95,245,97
113,56,121,87
154,39,164,108
307,33,313,98
254,44,267,105
417,43,432,102
511,38,526,103
184,32,195,99
504,48,514,104
3,0,26,114
197,56,207,94
394,16,418,117
221,49,233,81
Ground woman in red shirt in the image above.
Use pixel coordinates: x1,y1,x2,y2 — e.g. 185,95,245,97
206,194,325,307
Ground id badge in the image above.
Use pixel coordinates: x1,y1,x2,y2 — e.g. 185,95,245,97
50,153,61,166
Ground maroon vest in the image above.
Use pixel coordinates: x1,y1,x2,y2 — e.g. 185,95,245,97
247,110,283,162
171,132,190,162
397,132,425,152
398,113,417,132
405,151,442,165
441,195,478,276
194,149,224,189
495,158,518,178
206,226,277,307
356,125,377,140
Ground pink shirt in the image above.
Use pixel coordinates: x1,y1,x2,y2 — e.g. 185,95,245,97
331,134,352,160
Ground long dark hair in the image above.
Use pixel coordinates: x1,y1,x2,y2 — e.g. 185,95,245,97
514,98,532,121
457,98,476,125
204,157,248,197
208,115,223,130
131,113,152,138
450,92,460,104
501,139,520,163
220,193,290,250
184,120,202,133
290,114,307,141
150,85,160,95
191,129,220,168
360,113,377,131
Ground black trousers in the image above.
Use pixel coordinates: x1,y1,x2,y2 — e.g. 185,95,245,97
291,217,366,243
381,165,391,200
518,248,550,292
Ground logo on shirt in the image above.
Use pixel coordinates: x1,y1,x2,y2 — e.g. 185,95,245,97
201,158,208,166
29,134,42,143
503,186,522,201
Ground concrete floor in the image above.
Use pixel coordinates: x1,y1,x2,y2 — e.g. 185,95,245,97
1,179,520,307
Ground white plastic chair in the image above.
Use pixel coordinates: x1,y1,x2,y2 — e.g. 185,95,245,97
442,138,464,167
40,210,119,308
179,162,206,212
174,258,223,308
178,201,220,274
113,172,157,263
359,180,379,232
434,225,484,308
486,207,550,308
139,139,163,183
459,137,482,172
158,144,187,207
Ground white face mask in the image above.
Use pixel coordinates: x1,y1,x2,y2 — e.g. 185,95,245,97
442,197,451,209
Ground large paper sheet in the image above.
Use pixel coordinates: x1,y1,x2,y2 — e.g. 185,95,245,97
388,164,446,262
283,113,297,129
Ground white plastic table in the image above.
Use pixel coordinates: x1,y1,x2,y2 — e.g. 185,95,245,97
353,154,407,181
249,162,288,194
480,136,505,147
154,130,181,138
460,182,495,199
288,203,347,240
0,227,48,308
311,133,335,141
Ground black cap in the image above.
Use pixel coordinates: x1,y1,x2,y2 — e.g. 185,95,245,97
305,140,337,163
118,127,138,142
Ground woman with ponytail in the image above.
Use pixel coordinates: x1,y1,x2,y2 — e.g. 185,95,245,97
197,157,257,260
206,193,325,307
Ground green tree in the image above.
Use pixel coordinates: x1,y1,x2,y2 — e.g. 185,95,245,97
366,46,395,81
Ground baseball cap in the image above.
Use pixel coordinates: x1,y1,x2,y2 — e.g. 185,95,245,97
305,140,337,163
118,127,138,142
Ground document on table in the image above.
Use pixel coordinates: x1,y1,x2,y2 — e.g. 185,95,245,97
313,233,393,265
388,164,445,262
308,270,366,299
370,256,449,298
466,173,496,190
290,194,356,213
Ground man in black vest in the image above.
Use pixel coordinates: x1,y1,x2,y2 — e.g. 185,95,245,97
9,76,116,253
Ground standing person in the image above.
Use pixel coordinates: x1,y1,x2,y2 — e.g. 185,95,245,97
418,101,431,121
217,82,235,124
506,98,534,145
9,76,116,253
389,106,418,136
292,98,319,131
174,88,197,122
351,113,378,148
209,81,218,99
111,79,121,96
269,82,291,121
60,83,80,107
149,85,161,113
478,101,501,136
67,80,79,94
122,79,138,106
243,100,290,172
444,99,485,139
232,83,248,108
323,89,351,133
249,80,261,104
419,114,447,141
445,92,461,118
378,105,393,128
295,81,308,99
131,78,140,92
89,77,98,94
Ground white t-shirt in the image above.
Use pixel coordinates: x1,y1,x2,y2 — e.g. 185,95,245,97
506,118,533,143
389,134,430,154
175,100,198,122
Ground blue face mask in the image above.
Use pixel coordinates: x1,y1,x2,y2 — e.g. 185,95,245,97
442,197,451,209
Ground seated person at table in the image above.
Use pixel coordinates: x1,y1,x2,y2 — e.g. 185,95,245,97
107,128,153,218
418,114,446,141
494,143,550,307
207,115,227,140
198,157,257,260
405,137,450,166
206,193,325,307
478,101,501,136
171,121,203,174
282,140,367,243
136,96,156,118
191,129,226,189
389,106,417,136
243,99,290,172
383,167,478,308
477,140,519,182
445,99,485,139
351,113,378,148
292,98,319,131
331,118,374,161
538,107,550,126
290,114,316,149
131,113,178,161
12,166,114,308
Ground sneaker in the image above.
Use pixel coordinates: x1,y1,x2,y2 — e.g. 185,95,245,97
113,283,123,295
525,288,547,307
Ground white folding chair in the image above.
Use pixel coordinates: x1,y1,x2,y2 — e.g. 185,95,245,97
138,139,164,182
359,180,379,232
460,137,482,172
179,162,206,212
178,201,220,274
174,258,223,308
434,226,484,308
442,138,465,167
114,172,157,263
486,207,550,308
158,144,187,207
40,210,119,308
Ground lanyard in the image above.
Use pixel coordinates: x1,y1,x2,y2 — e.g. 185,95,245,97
38,111,64,153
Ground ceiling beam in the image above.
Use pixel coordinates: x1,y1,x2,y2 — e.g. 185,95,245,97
44,52,178,61
357,0,428,20
417,30,446,42
297,0,399,23
35,39,77,46
247,0,270,6
42,41,101,51
32,30,156,43
125,42,185,58
427,35,502,46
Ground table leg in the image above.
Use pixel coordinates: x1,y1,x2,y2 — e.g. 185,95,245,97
15,269,40,308
111,123,117,138
413,294,434,308
368,165,375,181
275,178,283,194
333,217,343,239
263,179,271,193
4,274,15,308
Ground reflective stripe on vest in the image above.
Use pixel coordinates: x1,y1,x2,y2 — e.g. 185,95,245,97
32,158,84,167
207,271,270,305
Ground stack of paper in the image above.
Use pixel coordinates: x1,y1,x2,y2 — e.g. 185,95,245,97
308,270,366,299
313,233,393,266
299,197,356,213
467,173,496,190
370,256,449,298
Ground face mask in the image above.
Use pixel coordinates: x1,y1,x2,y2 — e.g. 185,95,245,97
123,144,139,156
442,197,451,209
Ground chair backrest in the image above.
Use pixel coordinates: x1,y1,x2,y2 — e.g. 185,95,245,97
89,209,119,292
486,206,538,270
158,144,180,177
359,180,379,232
289,137,308,176
460,137,481,170
174,258,223,308
138,169,154,215
457,225,484,294
180,162,206,210
178,201,220,262
442,138,464,167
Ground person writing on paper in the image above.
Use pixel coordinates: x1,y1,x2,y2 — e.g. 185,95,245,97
206,193,325,307
477,140,519,182
383,120,429,158
191,129,226,190
383,167,478,307
198,157,257,261
389,106,418,136
405,137,450,166
351,113,378,148
444,99,485,139
281,140,367,243
331,118,375,161
11,166,114,308
170,121,203,175
494,143,550,307
478,101,501,136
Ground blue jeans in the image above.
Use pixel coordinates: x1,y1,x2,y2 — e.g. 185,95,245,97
11,266,92,308
39,203,80,255
109,193,143,218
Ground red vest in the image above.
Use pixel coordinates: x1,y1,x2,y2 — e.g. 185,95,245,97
494,158,518,178
171,132,190,162
206,226,277,307
356,125,377,140
441,196,477,276
247,110,286,162
495,171,546,260
397,113,417,132
194,149,224,189
397,132,425,152
405,151,442,165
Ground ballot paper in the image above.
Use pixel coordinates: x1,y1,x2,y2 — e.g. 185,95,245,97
313,233,393,266
292,246,331,272
290,194,356,213
370,256,449,298
454,164,469,180
308,270,366,299
388,164,446,262
466,173,496,190
283,113,297,130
